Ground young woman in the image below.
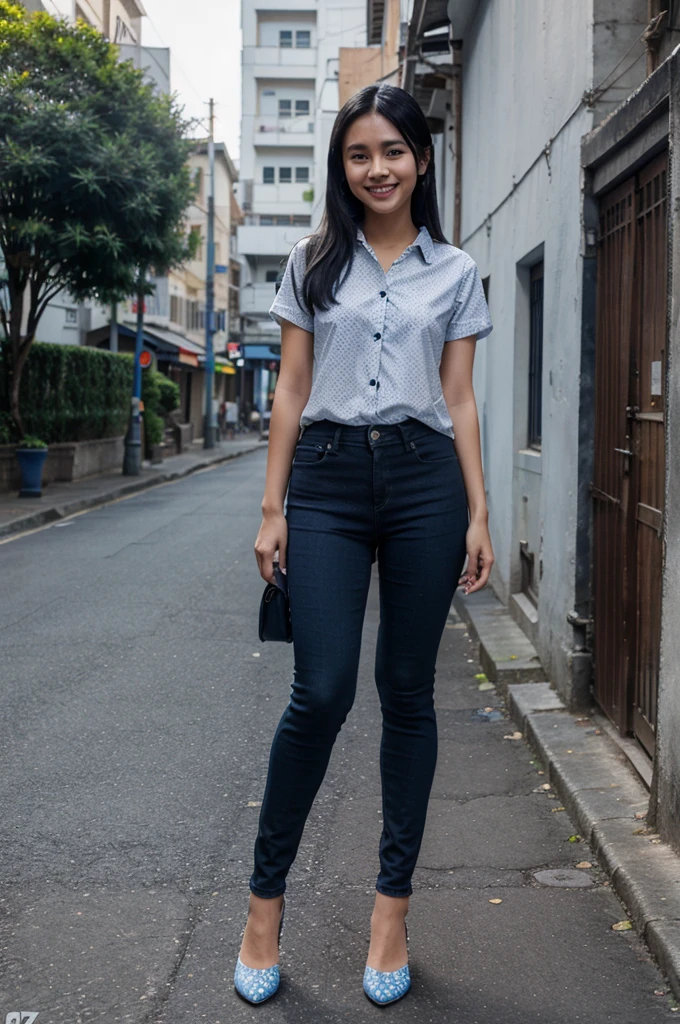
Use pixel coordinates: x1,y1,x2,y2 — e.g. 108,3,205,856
234,82,494,1007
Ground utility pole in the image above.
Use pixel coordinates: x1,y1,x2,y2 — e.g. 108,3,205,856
203,98,217,448
122,272,145,475
110,301,119,353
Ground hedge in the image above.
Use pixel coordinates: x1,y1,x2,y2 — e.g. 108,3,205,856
0,342,134,444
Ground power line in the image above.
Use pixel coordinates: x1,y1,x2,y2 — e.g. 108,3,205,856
142,5,208,109
142,6,238,154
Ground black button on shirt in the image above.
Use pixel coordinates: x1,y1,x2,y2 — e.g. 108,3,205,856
369,379,376,386
374,333,381,340
379,290,386,297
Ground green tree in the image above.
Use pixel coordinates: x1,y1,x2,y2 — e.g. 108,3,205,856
0,2,195,436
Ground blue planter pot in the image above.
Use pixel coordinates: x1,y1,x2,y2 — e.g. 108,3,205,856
16,447,48,497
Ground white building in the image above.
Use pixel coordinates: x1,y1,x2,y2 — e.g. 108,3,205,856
23,0,144,42
237,0,367,417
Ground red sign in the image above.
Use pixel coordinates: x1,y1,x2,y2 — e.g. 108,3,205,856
139,350,152,368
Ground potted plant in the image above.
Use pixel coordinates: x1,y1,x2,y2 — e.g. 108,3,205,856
16,436,49,497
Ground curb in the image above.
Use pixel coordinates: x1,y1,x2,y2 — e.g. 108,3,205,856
509,682,680,1002
451,588,544,685
0,444,262,541
450,588,680,1002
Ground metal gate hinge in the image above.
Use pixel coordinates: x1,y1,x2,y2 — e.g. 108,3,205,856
567,610,593,627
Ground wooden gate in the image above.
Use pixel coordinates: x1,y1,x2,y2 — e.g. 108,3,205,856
592,151,667,756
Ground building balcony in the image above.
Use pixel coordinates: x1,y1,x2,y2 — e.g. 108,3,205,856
243,45,317,72
253,182,312,209
240,282,278,316
250,0,316,11
253,115,315,145
238,224,310,256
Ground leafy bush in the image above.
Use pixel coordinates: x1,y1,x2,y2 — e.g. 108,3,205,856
17,435,48,449
0,342,133,443
141,368,177,457
157,375,180,416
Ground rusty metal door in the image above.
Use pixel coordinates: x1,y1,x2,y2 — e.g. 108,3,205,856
629,152,667,755
592,152,667,755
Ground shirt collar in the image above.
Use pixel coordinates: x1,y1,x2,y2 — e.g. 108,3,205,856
355,223,434,265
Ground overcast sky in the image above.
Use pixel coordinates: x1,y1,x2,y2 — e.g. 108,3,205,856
142,0,242,166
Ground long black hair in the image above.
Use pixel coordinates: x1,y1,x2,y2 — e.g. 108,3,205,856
290,83,449,315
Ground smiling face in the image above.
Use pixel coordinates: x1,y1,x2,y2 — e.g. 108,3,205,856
341,111,429,217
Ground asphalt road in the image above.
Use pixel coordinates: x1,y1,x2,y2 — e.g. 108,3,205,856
0,449,675,1023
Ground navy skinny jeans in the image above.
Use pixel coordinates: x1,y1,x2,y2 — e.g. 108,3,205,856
249,417,469,899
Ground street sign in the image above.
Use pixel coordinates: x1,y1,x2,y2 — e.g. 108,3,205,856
139,350,152,368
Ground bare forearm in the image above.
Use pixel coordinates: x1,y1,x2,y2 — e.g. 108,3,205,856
261,384,308,516
448,397,488,523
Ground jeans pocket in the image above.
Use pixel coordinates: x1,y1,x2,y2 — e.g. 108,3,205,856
410,433,457,464
293,442,332,466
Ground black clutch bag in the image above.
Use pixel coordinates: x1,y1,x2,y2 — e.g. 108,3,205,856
259,562,292,643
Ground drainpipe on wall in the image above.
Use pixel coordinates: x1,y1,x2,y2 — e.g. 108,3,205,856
452,40,462,247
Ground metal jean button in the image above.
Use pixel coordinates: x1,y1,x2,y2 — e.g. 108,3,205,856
370,430,380,441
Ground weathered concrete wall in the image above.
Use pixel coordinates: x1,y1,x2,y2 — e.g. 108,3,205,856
458,0,596,704
655,46,680,853
456,0,658,705
0,437,125,493
592,0,649,123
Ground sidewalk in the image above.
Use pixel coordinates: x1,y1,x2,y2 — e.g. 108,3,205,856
453,586,680,1003
0,435,264,540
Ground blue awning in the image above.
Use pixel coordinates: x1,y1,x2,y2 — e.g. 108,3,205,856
244,344,281,361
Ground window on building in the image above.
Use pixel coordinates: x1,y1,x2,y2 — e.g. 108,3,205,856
260,216,274,225
295,167,310,183
278,99,291,118
296,30,311,47
279,30,292,47
279,167,292,183
528,262,543,449
292,215,312,226
295,99,310,116
65,307,78,325
187,300,204,332
170,295,180,324
263,167,275,184
265,270,280,282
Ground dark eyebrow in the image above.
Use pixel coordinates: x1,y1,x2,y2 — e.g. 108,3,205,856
345,139,405,152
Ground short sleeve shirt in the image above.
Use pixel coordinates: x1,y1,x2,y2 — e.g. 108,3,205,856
268,223,492,438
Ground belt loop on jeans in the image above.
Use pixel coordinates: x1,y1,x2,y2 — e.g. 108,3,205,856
395,422,411,453
331,424,343,451
298,424,306,440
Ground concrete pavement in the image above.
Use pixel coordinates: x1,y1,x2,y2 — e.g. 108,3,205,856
0,434,263,540
454,587,680,1005
0,450,676,1022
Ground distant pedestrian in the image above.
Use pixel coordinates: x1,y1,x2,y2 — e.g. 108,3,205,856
236,83,494,1007
225,401,237,439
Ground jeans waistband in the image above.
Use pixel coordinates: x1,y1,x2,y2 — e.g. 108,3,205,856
298,418,443,451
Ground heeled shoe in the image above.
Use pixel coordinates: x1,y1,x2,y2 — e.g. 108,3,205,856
363,920,411,1006
233,897,286,1005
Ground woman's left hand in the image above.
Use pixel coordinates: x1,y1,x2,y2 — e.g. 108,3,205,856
459,519,495,594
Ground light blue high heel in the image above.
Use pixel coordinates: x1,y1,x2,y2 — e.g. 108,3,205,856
363,920,411,1006
234,898,285,1005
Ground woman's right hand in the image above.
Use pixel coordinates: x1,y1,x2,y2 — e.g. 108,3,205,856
254,511,288,583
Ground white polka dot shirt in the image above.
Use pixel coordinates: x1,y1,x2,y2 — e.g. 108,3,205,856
268,224,493,438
